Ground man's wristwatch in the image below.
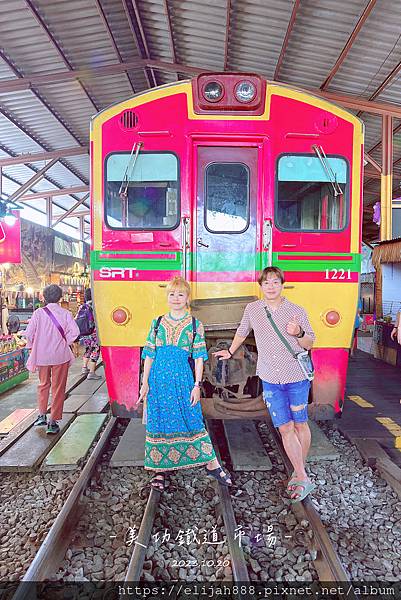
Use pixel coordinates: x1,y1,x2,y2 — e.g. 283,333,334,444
193,381,202,388
296,327,305,339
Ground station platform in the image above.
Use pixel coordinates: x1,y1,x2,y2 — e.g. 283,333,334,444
340,348,401,467
0,360,108,472
0,359,86,423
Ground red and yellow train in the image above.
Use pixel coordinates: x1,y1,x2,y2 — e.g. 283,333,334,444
90,73,363,420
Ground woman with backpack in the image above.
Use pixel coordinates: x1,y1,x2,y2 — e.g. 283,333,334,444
77,288,102,380
138,276,232,491
25,284,80,434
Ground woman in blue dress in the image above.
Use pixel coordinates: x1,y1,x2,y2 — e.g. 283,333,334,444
138,276,232,491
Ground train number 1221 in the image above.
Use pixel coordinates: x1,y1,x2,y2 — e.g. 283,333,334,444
325,268,351,280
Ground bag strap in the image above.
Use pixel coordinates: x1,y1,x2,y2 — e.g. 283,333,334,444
154,315,163,340
191,316,196,355
43,306,67,341
264,307,297,358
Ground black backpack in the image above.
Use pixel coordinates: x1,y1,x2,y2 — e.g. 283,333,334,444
154,315,197,373
75,303,95,337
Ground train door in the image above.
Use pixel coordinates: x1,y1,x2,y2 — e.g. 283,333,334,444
193,146,259,300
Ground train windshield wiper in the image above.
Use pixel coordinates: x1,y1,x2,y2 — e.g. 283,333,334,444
118,141,143,198
312,144,343,197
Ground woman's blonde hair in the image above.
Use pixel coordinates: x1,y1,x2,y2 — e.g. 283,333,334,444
166,276,191,298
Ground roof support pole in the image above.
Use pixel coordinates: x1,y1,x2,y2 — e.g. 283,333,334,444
320,0,377,90
0,147,88,168
381,115,393,241
274,0,301,80
46,197,52,229
79,216,85,242
52,193,90,227
364,153,382,173
19,186,89,201
8,158,59,202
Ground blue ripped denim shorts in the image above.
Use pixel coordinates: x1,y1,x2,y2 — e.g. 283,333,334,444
262,379,310,428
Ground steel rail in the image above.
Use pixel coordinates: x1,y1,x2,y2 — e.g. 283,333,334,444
12,416,117,600
266,421,356,596
125,488,161,581
207,421,249,581
126,421,249,582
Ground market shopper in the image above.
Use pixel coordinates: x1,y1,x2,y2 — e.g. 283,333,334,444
25,284,80,434
77,288,102,380
0,296,9,335
350,298,363,357
390,311,401,345
138,276,232,491
214,267,315,502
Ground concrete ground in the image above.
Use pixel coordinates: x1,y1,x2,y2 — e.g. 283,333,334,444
357,331,374,355
0,359,84,423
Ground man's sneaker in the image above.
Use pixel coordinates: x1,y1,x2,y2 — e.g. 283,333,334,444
34,414,47,427
81,367,89,375
46,421,60,435
87,373,102,380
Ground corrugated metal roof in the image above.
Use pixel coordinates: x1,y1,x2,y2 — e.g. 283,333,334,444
1,0,401,241
278,0,369,88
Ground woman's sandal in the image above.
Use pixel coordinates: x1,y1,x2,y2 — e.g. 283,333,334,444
286,471,297,493
150,474,166,492
206,467,232,487
289,480,315,503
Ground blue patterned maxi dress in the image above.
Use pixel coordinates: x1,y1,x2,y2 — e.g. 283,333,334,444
141,313,216,471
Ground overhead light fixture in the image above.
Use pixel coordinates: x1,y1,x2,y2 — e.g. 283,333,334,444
3,213,16,226
0,196,22,226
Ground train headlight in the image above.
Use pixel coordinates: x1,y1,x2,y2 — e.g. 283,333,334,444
203,81,224,103
112,306,130,326
322,309,341,327
235,80,256,103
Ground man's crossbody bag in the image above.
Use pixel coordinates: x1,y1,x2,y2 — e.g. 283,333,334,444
265,308,314,382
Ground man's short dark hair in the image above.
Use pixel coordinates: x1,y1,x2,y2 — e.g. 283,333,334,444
84,288,92,302
43,284,62,305
258,267,285,285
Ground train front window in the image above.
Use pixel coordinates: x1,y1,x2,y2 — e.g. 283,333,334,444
276,155,347,231
105,152,179,230
205,163,249,233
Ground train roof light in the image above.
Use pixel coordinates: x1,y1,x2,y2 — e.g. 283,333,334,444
203,81,224,103
235,80,256,103
193,73,265,115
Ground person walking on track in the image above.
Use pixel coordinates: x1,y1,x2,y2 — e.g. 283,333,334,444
77,288,102,380
214,267,315,502
138,276,232,491
26,284,80,434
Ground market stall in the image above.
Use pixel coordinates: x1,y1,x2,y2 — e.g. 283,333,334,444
0,336,28,393
0,212,29,391
371,238,401,366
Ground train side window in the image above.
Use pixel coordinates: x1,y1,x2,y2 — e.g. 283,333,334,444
205,163,250,233
276,155,348,232
104,152,179,230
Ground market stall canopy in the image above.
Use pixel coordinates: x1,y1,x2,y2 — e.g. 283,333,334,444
372,237,401,266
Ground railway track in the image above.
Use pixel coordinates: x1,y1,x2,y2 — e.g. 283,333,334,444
265,420,356,598
126,420,249,582
9,416,357,596
11,416,118,600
